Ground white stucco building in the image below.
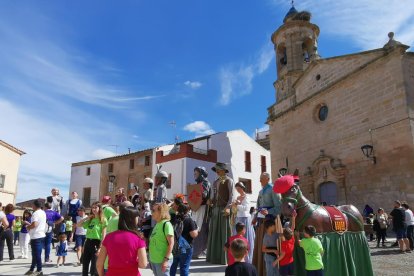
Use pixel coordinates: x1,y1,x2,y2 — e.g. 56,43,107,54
70,160,101,207
154,130,271,206
0,140,25,205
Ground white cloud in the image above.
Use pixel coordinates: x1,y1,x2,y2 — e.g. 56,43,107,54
183,121,215,137
218,42,274,105
271,0,414,50
0,100,124,202
184,80,203,89
219,65,255,106
0,11,158,202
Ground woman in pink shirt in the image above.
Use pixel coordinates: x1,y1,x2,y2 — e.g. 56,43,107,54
96,206,148,276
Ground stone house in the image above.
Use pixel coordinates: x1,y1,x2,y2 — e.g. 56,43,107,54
0,140,25,205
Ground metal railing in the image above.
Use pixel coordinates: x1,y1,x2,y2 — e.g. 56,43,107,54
193,147,208,155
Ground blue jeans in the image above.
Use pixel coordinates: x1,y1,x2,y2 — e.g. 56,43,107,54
170,247,193,276
14,231,19,244
150,259,172,276
30,238,44,272
44,232,53,262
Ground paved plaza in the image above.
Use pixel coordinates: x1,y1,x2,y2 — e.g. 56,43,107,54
0,244,226,276
1,237,413,276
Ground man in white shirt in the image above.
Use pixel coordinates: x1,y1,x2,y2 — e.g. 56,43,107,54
74,206,88,266
402,202,414,250
25,200,46,276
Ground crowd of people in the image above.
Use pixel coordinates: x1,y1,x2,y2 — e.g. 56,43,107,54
0,163,413,276
364,200,414,253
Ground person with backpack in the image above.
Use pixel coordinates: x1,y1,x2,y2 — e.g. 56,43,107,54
149,203,174,276
44,202,63,264
170,203,198,276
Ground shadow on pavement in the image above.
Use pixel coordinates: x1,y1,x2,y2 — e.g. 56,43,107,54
190,266,226,273
371,249,404,256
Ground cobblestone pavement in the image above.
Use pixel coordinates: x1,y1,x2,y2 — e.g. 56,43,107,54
1,239,412,275
369,238,414,276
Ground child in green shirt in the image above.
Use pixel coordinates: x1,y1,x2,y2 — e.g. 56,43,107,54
299,225,324,276
13,216,22,245
64,216,73,243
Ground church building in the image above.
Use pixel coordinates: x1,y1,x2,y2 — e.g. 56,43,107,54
267,6,414,210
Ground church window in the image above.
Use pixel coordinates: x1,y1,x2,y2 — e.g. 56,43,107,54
318,105,328,121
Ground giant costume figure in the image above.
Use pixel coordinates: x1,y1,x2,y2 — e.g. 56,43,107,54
189,166,211,258
252,172,281,276
206,162,233,265
154,169,168,203
274,174,374,276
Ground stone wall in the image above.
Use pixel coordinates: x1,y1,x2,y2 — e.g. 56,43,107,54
269,50,414,213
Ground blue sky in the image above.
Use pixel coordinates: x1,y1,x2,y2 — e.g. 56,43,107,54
1,1,413,202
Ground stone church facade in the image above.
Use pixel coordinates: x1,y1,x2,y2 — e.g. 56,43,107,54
267,6,414,211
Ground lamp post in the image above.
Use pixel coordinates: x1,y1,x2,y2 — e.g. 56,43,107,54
279,167,288,176
108,175,116,193
361,145,376,164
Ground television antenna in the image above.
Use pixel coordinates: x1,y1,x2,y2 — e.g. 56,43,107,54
169,121,179,144
107,144,119,155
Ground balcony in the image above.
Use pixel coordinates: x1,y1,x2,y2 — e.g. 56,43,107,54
156,143,217,163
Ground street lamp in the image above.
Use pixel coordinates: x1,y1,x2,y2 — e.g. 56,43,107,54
279,168,288,176
361,145,376,164
108,175,116,193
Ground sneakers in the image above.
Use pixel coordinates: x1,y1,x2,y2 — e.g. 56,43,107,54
56,264,60,268
33,272,44,276
24,271,34,275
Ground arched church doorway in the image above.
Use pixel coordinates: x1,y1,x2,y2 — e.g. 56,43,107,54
319,181,337,205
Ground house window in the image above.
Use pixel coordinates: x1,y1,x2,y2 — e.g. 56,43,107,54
86,167,91,176
129,159,135,170
166,173,172,189
261,156,267,173
108,163,114,173
0,174,5,188
239,178,252,194
83,187,91,207
245,151,251,172
145,155,150,166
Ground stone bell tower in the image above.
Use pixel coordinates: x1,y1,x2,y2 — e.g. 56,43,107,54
271,5,320,102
